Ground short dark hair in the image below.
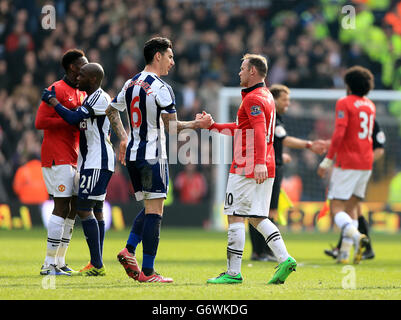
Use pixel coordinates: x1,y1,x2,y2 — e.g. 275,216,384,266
269,84,290,99
242,53,268,78
143,37,172,65
61,49,85,71
344,66,374,96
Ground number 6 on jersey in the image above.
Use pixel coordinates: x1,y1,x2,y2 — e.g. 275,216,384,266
130,96,142,128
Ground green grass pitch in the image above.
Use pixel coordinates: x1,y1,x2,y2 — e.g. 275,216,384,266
1,228,401,300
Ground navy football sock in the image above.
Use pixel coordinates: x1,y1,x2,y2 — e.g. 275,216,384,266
81,216,102,269
141,213,162,275
97,219,105,256
126,208,145,254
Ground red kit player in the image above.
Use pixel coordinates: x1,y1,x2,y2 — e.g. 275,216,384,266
201,54,296,285
318,66,376,265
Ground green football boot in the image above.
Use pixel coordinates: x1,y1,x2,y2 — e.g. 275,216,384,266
79,262,106,276
267,257,297,285
207,272,243,284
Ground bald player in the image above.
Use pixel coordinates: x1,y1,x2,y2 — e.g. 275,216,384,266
41,63,114,276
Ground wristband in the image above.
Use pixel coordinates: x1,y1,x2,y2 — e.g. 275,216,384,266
319,157,333,169
305,141,312,149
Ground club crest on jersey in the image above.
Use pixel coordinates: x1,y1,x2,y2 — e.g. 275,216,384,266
250,105,262,116
58,185,66,192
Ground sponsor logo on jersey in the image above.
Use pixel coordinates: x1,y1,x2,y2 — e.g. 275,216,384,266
79,120,87,130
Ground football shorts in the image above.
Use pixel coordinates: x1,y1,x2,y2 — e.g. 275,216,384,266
42,165,79,197
327,167,372,200
126,158,169,201
78,168,113,201
223,173,274,218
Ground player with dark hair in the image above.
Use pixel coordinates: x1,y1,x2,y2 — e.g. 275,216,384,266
249,84,327,262
202,54,296,285
41,63,113,276
324,119,385,260
318,65,375,264
106,37,212,283
36,49,88,276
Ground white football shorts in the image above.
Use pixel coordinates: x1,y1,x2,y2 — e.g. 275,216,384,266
42,164,79,197
327,167,372,200
223,173,274,218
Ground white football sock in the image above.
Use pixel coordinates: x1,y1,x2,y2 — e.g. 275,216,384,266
338,236,353,261
352,219,358,229
226,222,245,276
256,218,289,263
45,215,65,266
57,218,75,267
334,211,359,238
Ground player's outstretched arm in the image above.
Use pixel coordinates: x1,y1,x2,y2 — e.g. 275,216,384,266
161,112,213,133
106,105,128,166
283,136,327,155
196,112,237,136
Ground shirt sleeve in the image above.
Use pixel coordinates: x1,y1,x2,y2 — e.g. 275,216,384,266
209,122,237,136
110,79,131,112
54,103,92,125
372,119,385,149
275,120,287,141
35,85,73,130
156,84,176,114
326,99,348,160
88,92,111,116
243,98,267,125
244,97,267,165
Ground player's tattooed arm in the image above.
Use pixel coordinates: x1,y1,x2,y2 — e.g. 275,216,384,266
106,105,127,140
106,105,128,165
161,112,213,133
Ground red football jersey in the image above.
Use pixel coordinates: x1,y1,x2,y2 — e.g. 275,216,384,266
35,78,86,167
210,83,276,178
327,94,376,170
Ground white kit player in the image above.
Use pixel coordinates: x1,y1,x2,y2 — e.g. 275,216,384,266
106,37,212,283
41,63,114,276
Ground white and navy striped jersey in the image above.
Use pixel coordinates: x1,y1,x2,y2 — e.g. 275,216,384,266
111,71,176,161
77,88,115,172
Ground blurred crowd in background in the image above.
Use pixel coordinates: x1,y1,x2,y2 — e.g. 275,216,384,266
1,0,401,205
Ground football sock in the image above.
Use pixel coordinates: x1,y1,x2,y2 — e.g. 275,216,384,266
358,215,372,251
339,236,353,260
226,223,245,276
256,218,290,263
45,214,65,266
334,211,359,238
126,208,145,255
57,217,75,267
141,213,162,276
352,219,358,228
97,219,105,256
81,214,102,269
